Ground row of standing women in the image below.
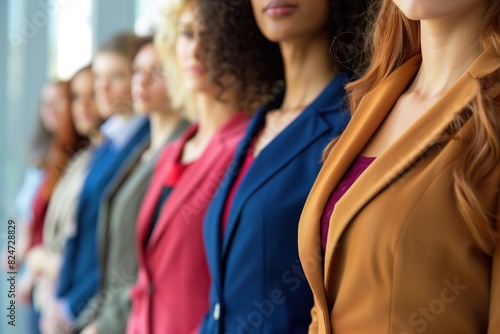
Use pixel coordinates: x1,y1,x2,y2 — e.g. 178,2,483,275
15,0,500,333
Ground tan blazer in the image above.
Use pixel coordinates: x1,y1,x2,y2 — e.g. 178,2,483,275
298,51,500,334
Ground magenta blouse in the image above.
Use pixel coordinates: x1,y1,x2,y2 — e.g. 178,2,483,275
321,155,376,252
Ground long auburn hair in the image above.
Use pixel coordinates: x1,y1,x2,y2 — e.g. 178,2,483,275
41,78,89,199
329,0,500,254
30,81,63,169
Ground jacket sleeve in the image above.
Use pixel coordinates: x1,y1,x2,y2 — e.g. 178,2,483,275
56,222,99,318
95,289,131,334
55,235,77,298
74,293,100,330
64,264,99,318
95,190,140,334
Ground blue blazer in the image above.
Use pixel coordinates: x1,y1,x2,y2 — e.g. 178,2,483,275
201,73,351,334
56,118,150,318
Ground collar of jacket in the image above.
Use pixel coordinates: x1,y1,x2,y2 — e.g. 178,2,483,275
221,71,351,252
298,50,500,331
145,111,249,251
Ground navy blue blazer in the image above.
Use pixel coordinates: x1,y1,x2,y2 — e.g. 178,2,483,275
56,118,150,318
201,73,351,334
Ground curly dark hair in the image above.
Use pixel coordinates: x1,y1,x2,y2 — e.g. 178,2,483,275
195,0,371,110
327,0,372,76
196,0,284,111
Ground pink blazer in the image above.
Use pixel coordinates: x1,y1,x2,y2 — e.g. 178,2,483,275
127,113,248,334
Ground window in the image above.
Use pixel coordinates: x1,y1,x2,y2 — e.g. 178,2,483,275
135,0,164,36
49,0,93,79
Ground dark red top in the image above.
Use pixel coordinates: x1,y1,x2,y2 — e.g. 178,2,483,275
165,161,191,188
147,161,192,241
28,182,49,250
321,155,375,253
221,137,258,234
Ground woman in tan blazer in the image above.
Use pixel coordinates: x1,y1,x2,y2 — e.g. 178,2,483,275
298,0,500,333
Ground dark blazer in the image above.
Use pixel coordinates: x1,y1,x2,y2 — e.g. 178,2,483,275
56,117,150,318
201,73,351,334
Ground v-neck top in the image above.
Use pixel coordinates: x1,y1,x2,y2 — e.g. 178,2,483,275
321,155,375,253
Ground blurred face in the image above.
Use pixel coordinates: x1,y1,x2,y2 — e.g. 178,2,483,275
71,69,101,136
40,83,68,133
93,52,133,119
131,44,170,114
250,0,329,42
393,0,486,20
176,4,214,94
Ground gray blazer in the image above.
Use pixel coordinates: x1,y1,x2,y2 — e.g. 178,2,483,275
75,119,190,333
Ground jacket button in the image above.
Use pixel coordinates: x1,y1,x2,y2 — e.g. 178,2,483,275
213,303,220,320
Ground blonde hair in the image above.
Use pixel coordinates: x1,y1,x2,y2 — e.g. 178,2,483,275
327,0,500,254
155,0,197,120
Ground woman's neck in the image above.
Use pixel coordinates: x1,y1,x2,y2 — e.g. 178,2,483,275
410,5,485,98
193,93,238,143
279,33,337,111
148,109,183,153
179,92,238,164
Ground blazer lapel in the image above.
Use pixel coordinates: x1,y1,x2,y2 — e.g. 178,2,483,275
297,52,500,331
298,58,422,324
147,115,247,252
320,52,500,288
98,133,150,273
137,139,183,255
222,74,348,255
203,107,268,298
136,121,192,255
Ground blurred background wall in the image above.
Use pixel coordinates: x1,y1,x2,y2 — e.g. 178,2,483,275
0,1,165,332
